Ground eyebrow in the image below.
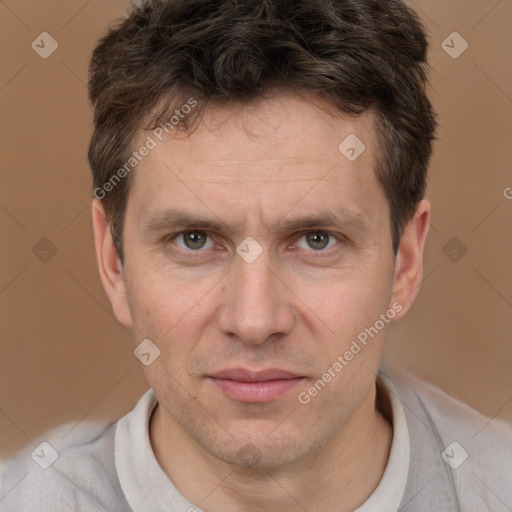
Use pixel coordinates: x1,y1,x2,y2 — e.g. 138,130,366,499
142,206,369,235
143,209,227,233
270,207,369,233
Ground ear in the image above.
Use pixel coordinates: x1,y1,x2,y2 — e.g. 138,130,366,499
390,199,431,320
91,199,133,328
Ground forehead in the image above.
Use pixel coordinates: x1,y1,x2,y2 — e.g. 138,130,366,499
127,94,385,226
145,95,376,165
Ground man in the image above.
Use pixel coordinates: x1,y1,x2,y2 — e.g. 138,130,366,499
1,0,511,510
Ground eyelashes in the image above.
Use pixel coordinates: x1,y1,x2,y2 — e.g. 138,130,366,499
167,230,344,257
172,231,215,251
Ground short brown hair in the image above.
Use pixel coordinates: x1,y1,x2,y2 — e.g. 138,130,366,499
88,0,437,261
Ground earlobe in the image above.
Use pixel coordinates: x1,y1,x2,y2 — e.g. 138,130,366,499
390,199,431,320
91,199,133,327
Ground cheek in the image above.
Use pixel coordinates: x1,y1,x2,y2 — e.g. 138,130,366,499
124,265,219,365
292,266,393,346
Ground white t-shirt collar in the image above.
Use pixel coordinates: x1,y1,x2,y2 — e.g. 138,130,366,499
115,375,410,512
354,375,410,511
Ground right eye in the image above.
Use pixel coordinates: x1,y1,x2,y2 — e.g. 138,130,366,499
172,231,215,251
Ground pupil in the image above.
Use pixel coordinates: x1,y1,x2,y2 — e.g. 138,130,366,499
307,232,329,250
185,231,206,249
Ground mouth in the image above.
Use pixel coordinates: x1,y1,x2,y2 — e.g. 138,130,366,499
208,368,306,403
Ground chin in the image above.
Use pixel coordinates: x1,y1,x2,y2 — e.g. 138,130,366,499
200,429,315,469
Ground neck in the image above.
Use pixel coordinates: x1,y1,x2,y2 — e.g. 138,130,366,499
150,381,392,512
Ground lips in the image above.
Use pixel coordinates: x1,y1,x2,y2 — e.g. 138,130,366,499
211,368,302,381
208,368,305,403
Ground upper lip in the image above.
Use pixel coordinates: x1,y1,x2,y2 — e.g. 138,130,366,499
209,368,303,382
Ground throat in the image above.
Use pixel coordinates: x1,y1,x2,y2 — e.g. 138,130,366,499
148,384,393,512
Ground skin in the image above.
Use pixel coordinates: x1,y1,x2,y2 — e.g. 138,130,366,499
92,93,430,512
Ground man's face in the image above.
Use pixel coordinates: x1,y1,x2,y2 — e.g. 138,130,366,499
119,95,398,467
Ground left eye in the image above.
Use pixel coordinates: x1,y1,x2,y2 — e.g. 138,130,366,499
295,231,339,251
173,231,215,251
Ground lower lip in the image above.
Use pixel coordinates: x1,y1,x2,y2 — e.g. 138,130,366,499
210,377,304,403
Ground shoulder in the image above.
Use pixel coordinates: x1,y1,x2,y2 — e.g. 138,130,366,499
388,368,512,451
0,419,128,512
383,367,512,511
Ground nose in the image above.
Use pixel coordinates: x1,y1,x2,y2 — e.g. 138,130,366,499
217,252,294,345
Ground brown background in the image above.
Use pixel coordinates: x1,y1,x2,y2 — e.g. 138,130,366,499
1,0,511,458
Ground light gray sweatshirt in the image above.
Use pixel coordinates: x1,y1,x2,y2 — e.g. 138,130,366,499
1,369,511,511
